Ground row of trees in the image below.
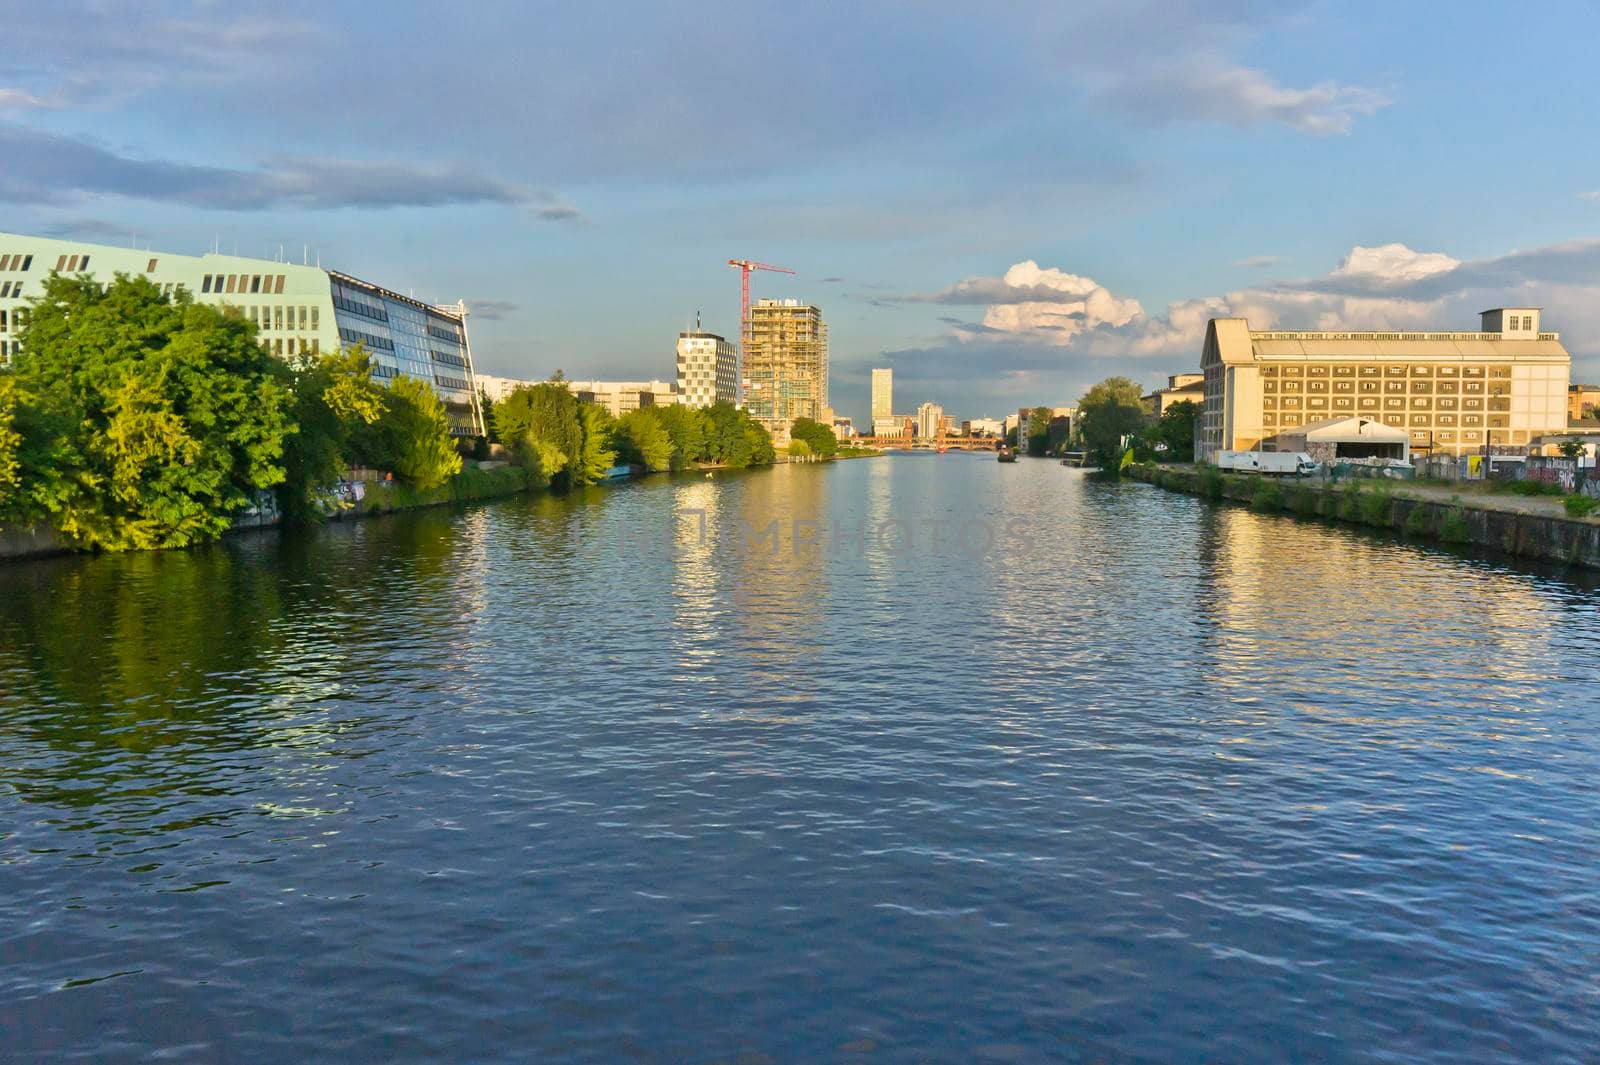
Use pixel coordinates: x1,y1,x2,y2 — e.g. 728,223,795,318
0,274,462,550
483,378,776,487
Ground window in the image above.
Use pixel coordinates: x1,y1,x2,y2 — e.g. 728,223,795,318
201,276,212,293
275,276,285,294
274,306,283,331
251,275,262,293
310,307,319,329
21,256,30,271
226,275,237,294
287,338,296,355
55,255,67,271
298,306,307,329
147,258,158,273
79,256,89,270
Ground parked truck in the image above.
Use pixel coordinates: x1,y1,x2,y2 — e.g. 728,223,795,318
1215,450,1320,476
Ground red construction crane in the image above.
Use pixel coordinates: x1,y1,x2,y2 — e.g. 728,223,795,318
727,259,795,409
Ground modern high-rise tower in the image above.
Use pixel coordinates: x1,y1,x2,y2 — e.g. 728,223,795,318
871,367,893,422
742,298,828,438
676,327,737,408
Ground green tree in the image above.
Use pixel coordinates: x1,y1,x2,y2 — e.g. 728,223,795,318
1077,376,1149,475
787,437,814,459
575,402,617,484
493,381,582,487
744,421,776,466
656,404,708,470
366,376,460,489
478,387,498,444
1025,406,1052,455
1557,438,1587,460
1141,399,1198,463
0,375,20,515
278,346,387,517
788,416,838,458
616,408,673,471
8,273,292,549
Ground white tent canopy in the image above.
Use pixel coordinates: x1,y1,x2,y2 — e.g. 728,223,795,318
1272,417,1411,461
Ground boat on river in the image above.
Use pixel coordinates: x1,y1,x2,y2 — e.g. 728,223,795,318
996,446,1017,463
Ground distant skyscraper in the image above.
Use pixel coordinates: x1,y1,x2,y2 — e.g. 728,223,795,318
743,297,828,438
916,401,944,439
676,327,737,408
871,368,893,422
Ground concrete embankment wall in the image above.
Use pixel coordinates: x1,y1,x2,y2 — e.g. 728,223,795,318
1128,464,1600,570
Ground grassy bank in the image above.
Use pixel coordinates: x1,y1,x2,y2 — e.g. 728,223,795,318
1129,462,1600,570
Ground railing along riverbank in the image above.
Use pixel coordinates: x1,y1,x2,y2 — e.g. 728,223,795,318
1128,462,1600,570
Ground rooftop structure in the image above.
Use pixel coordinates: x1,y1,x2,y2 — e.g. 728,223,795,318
1144,372,1205,416
0,231,484,435
1199,309,1570,460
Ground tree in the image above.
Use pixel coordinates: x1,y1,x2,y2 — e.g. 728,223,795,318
616,408,673,471
493,381,582,487
1142,399,1198,463
1025,406,1052,456
788,416,838,458
0,375,19,515
1077,376,1149,475
8,273,292,549
1557,438,1587,460
374,375,462,489
278,345,387,517
575,402,617,484
478,387,498,443
656,404,707,470
787,437,814,459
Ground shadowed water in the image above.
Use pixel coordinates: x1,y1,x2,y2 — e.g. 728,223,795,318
2,455,1597,1063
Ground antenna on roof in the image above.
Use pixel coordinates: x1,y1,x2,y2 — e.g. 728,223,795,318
696,309,702,330
303,244,308,266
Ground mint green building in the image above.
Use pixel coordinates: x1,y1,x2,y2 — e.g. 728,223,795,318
0,232,484,435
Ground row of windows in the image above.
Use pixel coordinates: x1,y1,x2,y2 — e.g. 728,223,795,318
434,373,470,391
371,363,399,380
1266,396,1502,411
1506,315,1535,331
259,337,321,356
0,308,26,333
1261,364,1501,378
429,349,466,368
52,254,91,273
1266,379,1493,394
338,326,395,352
201,273,287,295
0,281,24,299
334,294,389,323
1264,413,1516,432
0,254,34,272
426,322,461,343
244,305,320,332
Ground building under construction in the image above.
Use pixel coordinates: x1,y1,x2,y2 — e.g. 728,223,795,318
742,298,828,439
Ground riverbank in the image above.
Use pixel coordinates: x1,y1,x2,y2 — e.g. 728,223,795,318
1128,462,1600,570
0,462,536,563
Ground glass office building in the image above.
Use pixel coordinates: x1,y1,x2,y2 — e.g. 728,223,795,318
0,231,483,436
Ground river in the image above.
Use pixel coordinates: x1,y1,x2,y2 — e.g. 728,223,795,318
2,454,1597,1063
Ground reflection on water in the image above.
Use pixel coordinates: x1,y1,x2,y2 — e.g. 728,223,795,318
2,457,1598,1064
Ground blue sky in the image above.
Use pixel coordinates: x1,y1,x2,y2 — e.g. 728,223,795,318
6,0,1600,425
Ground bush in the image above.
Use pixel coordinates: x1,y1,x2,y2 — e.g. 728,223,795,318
1288,484,1319,515
1358,484,1392,526
1337,481,1364,522
1562,494,1600,518
1402,504,1431,536
1200,467,1225,501
1250,479,1284,512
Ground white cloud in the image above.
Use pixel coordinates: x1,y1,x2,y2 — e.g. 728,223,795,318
1330,243,1459,283
1094,61,1389,135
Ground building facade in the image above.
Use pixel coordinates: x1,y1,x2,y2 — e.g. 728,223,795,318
0,231,484,435
1199,310,1571,461
871,368,893,422
742,298,828,439
1144,372,1206,416
1569,383,1600,422
915,401,944,439
568,379,678,418
676,330,737,408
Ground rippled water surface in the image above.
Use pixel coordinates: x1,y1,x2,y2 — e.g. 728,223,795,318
3,456,1598,1063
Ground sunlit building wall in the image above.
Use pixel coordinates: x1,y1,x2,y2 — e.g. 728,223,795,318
0,231,484,435
743,298,828,440
1199,310,1571,460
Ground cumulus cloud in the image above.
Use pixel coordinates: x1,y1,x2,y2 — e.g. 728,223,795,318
899,241,1600,368
0,123,542,211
